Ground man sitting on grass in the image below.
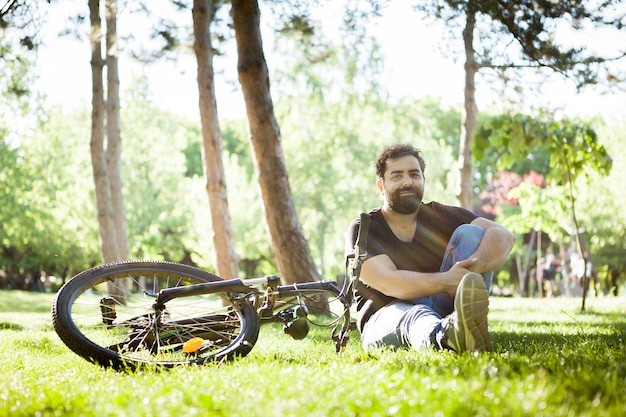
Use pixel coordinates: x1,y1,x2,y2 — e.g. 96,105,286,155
345,143,515,353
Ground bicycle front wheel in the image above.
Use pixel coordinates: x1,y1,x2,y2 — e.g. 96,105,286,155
52,261,260,369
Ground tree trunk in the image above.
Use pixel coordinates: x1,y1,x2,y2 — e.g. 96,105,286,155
193,0,239,280
457,7,477,210
105,0,128,261
610,268,619,296
535,230,543,298
104,0,130,303
89,0,119,265
521,228,536,297
230,0,323,295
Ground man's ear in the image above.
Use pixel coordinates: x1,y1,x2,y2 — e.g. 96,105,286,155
376,177,384,194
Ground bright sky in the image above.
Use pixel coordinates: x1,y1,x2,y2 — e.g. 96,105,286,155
36,1,626,122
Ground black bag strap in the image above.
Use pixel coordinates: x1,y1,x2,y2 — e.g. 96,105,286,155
347,212,370,285
356,212,370,262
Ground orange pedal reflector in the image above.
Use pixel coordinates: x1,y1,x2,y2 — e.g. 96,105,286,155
183,337,204,353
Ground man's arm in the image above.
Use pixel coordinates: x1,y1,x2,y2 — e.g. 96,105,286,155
359,254,477,300
358,217,515,300
467,217,516,274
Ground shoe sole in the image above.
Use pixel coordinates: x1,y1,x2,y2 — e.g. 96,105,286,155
455,273,492,352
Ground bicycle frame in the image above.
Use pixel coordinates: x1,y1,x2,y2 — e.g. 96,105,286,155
150,212,371,353
152,273,355,352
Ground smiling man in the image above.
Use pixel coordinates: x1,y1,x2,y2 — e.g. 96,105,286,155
345,144,515,353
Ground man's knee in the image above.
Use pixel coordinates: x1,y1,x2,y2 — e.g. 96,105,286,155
448,224,485,255
453,224,485,240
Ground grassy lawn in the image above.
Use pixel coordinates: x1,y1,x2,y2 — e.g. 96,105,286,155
0,289,624,417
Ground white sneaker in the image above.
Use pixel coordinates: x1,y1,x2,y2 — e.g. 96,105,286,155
443,272,493,353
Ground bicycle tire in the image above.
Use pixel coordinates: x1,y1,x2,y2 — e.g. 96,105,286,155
51,261,260,369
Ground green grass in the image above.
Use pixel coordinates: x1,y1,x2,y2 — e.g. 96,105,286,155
1,289,624,417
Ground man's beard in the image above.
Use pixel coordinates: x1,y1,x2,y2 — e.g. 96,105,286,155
387,186,423,214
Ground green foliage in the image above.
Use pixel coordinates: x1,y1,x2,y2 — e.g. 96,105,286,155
1,78,226,283
0,19,39,108
2,13,98,285
1,106,100,286
472,116,551,191
220,119,274,277
570,117,626,290
474,113,625,291
181,133,203,178
0,29,40,142
503,182,569,241
119,79,215,267
1,291,625,416
221,119,256,182
473,113,612,186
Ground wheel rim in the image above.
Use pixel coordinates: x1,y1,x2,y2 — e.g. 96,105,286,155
63,266,251,367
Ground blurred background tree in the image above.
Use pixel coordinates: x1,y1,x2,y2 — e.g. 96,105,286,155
0,0,624,298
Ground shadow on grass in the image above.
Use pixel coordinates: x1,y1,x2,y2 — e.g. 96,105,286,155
0,322,25,331
493,320,626,357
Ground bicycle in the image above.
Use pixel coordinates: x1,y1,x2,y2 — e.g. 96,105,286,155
51,214,370,369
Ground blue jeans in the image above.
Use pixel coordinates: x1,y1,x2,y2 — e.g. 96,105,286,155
360,224,493,351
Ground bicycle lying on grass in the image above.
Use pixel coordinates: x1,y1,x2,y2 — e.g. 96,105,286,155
52,214,370,369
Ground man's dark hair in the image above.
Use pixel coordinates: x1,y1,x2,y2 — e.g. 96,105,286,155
375,144,426,179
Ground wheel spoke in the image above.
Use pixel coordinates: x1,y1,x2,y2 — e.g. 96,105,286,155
52,261,260,368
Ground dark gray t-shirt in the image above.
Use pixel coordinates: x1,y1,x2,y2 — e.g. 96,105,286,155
345,202,477,329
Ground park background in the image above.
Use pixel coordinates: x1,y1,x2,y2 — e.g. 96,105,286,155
2,1,626,416
2,0,626,298
1,1,625,302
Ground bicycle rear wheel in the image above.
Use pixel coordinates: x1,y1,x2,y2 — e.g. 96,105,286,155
52,261,259,369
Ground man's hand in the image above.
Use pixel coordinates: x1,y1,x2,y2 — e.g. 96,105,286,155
442,258,478,297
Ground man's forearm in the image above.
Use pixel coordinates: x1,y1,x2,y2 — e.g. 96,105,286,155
468,226,515,273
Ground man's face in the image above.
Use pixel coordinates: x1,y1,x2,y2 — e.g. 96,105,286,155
378,155,425,214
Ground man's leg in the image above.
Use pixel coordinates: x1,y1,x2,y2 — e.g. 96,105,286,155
361,300,443,351
432,224,494,352
432,224,493,318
